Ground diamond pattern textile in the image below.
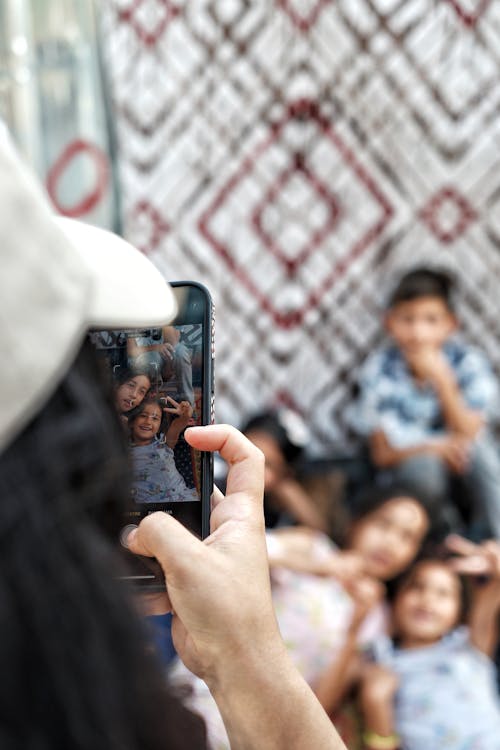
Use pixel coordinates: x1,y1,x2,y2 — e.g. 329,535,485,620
99,0,500,453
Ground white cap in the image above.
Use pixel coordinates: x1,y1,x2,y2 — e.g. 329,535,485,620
0,133,177,454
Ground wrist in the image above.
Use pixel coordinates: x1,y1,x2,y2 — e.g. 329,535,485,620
429,362,455,392
347,617,364,639
205,625,289,700
361,687,395,709
208,641,321,748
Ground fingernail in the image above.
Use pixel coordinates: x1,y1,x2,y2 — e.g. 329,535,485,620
120,524,138,548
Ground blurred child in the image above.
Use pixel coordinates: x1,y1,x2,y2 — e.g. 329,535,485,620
305,486,430,711
167,486,430,750
127,325,194,405
360,541,500,750
242,410,328,531
350,267,500,539
128,398,197,503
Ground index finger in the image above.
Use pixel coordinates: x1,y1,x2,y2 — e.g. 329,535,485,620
445,534,479,557
185,424,264,501
449,556,491,576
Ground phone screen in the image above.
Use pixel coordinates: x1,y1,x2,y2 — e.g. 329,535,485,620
88,282,213,588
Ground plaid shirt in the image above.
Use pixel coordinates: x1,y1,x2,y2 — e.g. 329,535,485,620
349,337,499,448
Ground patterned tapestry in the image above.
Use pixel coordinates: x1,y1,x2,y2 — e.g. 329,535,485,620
99,0,500,455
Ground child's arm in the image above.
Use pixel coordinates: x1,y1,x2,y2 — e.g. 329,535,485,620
370,429,430,468
267,527,364,579
370,429,470,474
448,536,500,657
313,628,362,714
127,336,175,361
313,577,384,714
359,664,399,749
163,397,194,448
270,477,328,532
404,347,484,440
470,577,500,657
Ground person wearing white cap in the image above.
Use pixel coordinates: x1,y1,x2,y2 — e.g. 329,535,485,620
0,133,346,749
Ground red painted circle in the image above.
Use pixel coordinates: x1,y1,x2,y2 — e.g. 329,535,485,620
46,139,109,217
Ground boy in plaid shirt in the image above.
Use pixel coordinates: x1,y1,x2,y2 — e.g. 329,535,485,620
350,267,500,539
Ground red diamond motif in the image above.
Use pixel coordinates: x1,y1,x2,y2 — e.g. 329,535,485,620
419,186,477,244
199,99,393,329
278,0,331,32
444,0,491,27
130,200,170,254
117,0,181,47
252,153,341,277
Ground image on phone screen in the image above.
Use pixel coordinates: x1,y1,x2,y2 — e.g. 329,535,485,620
88,282,213,589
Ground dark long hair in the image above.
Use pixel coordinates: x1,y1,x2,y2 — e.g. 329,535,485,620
0,341,205,749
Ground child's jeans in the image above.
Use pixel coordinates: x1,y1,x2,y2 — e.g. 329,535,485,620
381,433,500,540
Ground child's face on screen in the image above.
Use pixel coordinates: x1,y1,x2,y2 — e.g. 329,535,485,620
385,296,456,352
393,561,461,647
130,403,162,445
349,498,428,581
115,375,151,413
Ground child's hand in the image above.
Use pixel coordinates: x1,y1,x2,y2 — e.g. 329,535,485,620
329,551,365,584
162,396,194,424
158,342,175,361
345,576,385,633
403,345,449,382
447,535,500,579
360,663,399,706
448,535,500,657
431,434,471,474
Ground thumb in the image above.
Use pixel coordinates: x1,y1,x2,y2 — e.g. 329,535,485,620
127,511,204,578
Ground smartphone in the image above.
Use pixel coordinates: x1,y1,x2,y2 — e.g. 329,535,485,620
88,281,214,589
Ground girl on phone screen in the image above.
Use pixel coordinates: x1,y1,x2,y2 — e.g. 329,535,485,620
128,399,197,503
114,367,152,419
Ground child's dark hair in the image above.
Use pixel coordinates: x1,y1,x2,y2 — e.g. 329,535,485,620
113,364,153,387
349,483,431,526
242,410,305,465
388,267,455,312
392,556,470,626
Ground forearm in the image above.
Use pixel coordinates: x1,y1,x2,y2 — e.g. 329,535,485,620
273,480,327,532
127,339,142,358
361,695,396,747
269,551,337,577
432,371,483,439
128,340,157,358
469,582,500,657
370,431,432,469
208,642,346,750
313,632,358,714
164,420,188,448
